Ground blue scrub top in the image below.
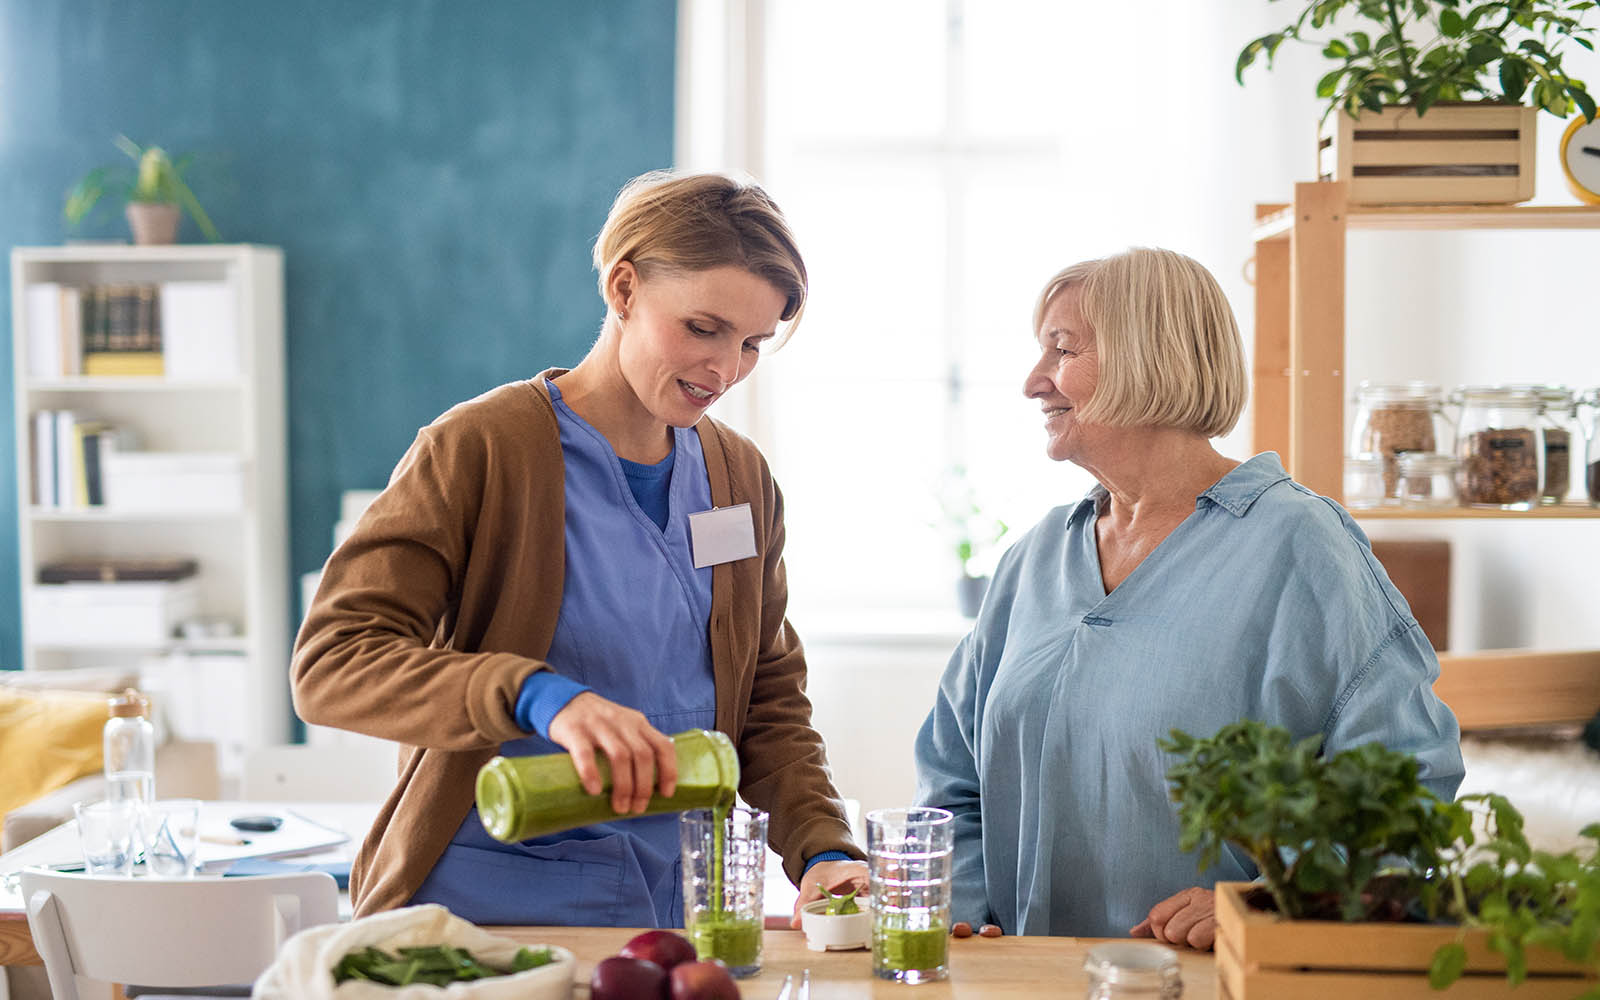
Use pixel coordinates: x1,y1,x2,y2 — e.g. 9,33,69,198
411,380,717,926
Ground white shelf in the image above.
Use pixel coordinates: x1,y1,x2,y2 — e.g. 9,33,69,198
11,244,290,772
27,506,244,523
29,637,251,655
23,377,243,393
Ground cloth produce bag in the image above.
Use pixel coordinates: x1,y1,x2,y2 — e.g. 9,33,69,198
253,903,574,1000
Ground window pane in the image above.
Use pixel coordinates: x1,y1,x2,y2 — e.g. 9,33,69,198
768,0,947,143
959,0,1070,138
766,164,947,385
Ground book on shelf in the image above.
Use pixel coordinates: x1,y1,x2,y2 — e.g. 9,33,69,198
28,410,139,510
23,281,188,378
38,557,199,584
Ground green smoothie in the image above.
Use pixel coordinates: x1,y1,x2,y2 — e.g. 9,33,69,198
688,913,762,968
874,920,947,972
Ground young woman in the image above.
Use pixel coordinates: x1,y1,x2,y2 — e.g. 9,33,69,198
294,172,865,926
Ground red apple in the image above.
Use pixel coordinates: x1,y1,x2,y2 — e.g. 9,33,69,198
591,955,668,1000
669,959,741,1000
620,929,698,971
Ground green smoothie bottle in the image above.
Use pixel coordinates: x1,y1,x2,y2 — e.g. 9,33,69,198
476,728,740,842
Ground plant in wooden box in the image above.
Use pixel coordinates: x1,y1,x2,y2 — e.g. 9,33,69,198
1162,719,1600,997
1237,0,1598,205
65,135,221,245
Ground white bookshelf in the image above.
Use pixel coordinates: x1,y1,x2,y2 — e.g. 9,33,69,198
10,244,289,779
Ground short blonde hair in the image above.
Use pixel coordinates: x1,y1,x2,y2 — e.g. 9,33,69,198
594,171,807,339
1032,247,1247,438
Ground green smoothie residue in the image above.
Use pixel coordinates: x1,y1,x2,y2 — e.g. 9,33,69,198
688,914,762,968
874,922,947,972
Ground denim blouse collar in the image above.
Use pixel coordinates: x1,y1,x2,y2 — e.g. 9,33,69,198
1076,451,1292,521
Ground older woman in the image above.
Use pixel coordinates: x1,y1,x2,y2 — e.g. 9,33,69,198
913,247,1462,948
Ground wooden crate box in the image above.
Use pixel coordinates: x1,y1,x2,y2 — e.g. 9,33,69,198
1214,881,1595,1000
1318,104,1536,205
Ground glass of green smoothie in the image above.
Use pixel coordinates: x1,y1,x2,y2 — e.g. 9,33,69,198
868,806,953,984
679,805,767,978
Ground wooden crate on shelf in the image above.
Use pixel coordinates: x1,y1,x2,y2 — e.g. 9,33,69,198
1214,882,1595,1000
1318,104,1536,205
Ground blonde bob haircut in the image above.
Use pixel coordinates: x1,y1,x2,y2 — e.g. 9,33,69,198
1032,247,1247,438
593,170,808,341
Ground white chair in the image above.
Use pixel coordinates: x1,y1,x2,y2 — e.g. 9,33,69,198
20,868,337,1000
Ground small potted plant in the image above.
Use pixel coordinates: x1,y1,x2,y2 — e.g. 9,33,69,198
1162,719,1600,996
799,883,871,952
1236,0,1597,204
935,465,1009,618
65,135,221,245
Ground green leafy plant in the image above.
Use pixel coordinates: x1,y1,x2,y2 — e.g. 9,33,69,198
64,135,221,240
332,943,553,986
817,882,861,915
936,465,1009,579
1236,0,1597,123
1161,719,1600,992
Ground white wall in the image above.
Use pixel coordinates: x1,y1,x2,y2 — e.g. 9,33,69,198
796,2,1600,815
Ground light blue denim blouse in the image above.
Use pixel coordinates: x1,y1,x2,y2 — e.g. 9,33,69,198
914,453,1464,937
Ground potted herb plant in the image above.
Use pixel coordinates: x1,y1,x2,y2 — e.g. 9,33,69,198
64,135,221,245
936,465,1009,618
1236,0,1598,204
1162,719,1600,996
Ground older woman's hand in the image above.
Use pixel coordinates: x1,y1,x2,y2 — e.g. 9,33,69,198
1130,887,1216,950
790,860,869,927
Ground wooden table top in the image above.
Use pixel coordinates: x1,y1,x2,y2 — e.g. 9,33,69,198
491,925,1216,999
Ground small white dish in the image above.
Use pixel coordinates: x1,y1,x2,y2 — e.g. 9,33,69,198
799,898,872,952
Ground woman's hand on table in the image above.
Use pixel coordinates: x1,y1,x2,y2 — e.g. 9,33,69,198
1130,886,1216,950
547,692,678,815
790,860,869,927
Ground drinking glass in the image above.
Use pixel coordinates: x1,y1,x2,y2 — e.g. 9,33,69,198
74,799,138,876
138,798,201,877
679,806,767,978
868,806,953,984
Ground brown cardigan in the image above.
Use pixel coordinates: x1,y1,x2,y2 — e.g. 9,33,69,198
292,372,861,916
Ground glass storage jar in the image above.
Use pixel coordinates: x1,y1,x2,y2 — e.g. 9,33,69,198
1582,388,1600,507
1350,382,1448,500
1452,386,1543,510
1396,452,1458,509
1343,455,1388,509
1507,384,1578,504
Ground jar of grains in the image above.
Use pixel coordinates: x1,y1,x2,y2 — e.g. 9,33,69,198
1396,452,1458,508
1350,382,1448,500
1453,386,1543,509
1507,385,1579,504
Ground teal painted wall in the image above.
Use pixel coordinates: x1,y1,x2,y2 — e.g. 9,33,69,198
0,1,677,668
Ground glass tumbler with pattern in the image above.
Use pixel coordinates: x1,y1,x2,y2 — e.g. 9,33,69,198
869,806,954,984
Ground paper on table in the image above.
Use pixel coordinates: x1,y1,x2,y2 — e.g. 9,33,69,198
195,808,349,872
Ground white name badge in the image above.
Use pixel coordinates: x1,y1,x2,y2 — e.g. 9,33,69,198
689,503,758,568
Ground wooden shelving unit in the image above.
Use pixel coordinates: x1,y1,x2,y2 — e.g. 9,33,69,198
1250,185,1600,729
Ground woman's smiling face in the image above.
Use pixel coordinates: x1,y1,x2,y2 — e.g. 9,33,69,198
1024,285,1102,464
615,263,786,428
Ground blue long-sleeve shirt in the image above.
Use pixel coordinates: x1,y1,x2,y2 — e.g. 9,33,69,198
913,453,1463,937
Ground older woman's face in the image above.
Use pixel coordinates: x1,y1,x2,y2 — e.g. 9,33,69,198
1024,286,1100,463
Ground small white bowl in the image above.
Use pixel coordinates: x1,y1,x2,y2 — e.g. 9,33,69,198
799,898,872,952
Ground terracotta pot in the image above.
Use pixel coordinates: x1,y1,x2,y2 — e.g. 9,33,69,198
125,202,181,245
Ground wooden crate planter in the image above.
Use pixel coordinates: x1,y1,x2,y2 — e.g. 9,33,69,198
1214,882,1596,1000
1318,104,1536,205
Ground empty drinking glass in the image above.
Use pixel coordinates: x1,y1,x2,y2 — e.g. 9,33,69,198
680,806,767,978
74,798,138,876
138,799,201,877
868,806,953,984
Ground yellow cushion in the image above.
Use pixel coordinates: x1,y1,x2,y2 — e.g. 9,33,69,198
0,687,107,816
